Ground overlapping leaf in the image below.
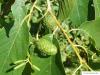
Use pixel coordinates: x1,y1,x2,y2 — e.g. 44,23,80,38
0,0,29,75
28,35,66,75
30,54,66,75
58,0,74,22
58,0,89,27
69,0,89,26
80,18,100,49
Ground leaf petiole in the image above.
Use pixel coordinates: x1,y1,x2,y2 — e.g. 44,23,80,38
13,60,27,65
14,61,28,70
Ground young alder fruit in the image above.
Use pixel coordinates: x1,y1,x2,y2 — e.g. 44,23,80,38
36,38,57,55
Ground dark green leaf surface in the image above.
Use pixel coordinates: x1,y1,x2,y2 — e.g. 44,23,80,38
0,0,29,75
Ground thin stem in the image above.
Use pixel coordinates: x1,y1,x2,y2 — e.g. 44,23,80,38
28,59,40,71
36,24,42,40
20,14,30,26
84,62,93,71
47,0,83,64
36,0,51,22
47,0,52,11
49,11,83,64
68,29,90,36
37,9,48,22
13,60,26,64
69,29,83,33
26,51,40,71
53,26,58,35
34,5,42,12
14,61,28,70
73,64,83,75
91,53,96,60
20,0,37,27
74,45,87,54
27,0,38,27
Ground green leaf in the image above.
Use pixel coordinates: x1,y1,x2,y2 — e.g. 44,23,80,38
69,0,89,26
58,0,74,22
93,0,100,18
29,38,66,75
58,0,89,27
80,18,100,49
31,55,65,75
11,0,27,22
0,0,29,75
